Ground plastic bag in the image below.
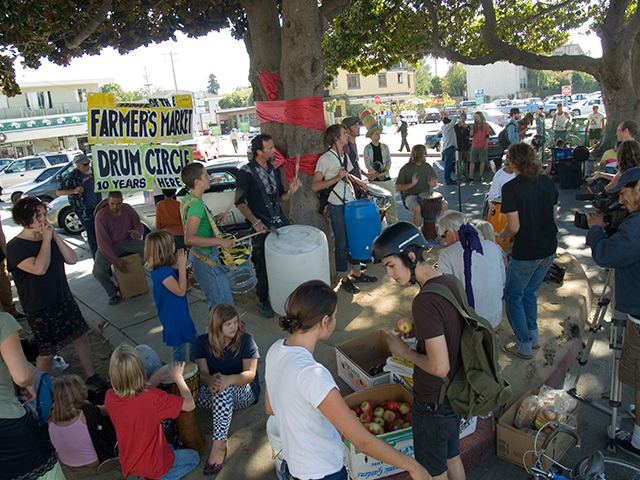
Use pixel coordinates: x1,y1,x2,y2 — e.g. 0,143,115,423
514,394,540,429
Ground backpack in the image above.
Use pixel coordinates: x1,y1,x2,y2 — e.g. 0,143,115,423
18,364,53,429
422,275,512,420
498,125,511,151
544,262,565,284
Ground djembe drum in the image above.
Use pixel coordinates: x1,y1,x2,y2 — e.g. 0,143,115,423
484,197,511,252
417,192,443,240
158,362,206,454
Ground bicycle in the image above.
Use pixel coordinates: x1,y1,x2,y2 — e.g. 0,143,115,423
528,423,640,479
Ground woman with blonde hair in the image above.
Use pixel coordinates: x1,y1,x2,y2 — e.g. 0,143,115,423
48,375,118,472
193,303,259,475
469,111,491,182
105,345,199,480
265,280,430,480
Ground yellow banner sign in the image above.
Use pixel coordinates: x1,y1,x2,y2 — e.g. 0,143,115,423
87,93,194,145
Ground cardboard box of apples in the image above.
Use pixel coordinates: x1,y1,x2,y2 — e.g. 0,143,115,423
342,384,415,479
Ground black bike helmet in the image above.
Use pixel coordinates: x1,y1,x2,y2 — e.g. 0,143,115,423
371,222,428,283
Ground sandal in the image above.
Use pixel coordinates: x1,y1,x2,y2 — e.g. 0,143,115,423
203,463,224,475
109,295,120,305
352,273,377,283
341,279,360,294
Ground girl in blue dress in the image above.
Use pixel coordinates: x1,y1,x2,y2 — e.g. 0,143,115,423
145,230,199,362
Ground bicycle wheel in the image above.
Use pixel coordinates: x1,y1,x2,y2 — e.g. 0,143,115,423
576,455,640,479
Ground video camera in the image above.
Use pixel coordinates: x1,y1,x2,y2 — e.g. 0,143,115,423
574,177,627,235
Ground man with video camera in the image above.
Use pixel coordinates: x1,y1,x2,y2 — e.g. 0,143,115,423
587,165,640,459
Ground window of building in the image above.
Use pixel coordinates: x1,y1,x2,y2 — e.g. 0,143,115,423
347,74,360,89
378,73,387,89
336,105,343,117
397,73,403,84
25,91,52,110
520,79,527,89
76,88,88,102
332,77,338,89
407,74,411,88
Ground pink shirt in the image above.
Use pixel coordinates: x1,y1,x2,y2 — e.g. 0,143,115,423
471,123,490,148
48,411,98,467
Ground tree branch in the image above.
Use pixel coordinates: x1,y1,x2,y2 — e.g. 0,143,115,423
623,2,640,51
65,0,112,49
501,0,578,25
319,0,351,31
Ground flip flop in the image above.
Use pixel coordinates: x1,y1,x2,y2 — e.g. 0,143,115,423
501,342,533,360
352,273,377,283
204,463,224,475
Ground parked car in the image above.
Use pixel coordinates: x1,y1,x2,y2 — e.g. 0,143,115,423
0,158,13,173
425,121,504,161
509,98,544,114
481,109,508,126
569,93,590,104
0,164,66,204
400,110,419,125
459,100,478,109
48,158,250,237
420,108,441,123
569,98,606,117
0,151,83,193
178,137,219,162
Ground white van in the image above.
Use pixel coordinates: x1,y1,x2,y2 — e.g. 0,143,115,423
400,110,419,125
0,151,83,192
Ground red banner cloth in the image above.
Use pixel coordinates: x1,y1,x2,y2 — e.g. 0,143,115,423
255,97,326,132
273,149,322,181
259,71,282,101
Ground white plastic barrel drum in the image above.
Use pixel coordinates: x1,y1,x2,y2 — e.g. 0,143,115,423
266,416,284,480
265,225,330,316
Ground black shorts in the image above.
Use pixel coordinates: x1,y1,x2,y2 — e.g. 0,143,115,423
588,129,602,140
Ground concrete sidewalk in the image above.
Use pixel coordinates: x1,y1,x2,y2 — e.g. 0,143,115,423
44,230,592,480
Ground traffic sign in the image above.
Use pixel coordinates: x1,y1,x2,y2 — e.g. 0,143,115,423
374,95,381,105
562,85,572,96
475,89,484,96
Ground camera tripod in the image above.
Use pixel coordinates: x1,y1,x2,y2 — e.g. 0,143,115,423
568,268,633,451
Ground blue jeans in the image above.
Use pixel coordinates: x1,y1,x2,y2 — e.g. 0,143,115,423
327,203,361,277
505,253,556,356
282,461,347,480
81,212,98,259
170,330,200,363
442,146,456,182
189,249,234,311
412,398,461,477
156,447,199,480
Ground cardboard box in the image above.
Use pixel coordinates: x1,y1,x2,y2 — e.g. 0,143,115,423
342,384,414,480
336,331,392,391
496,389,577,470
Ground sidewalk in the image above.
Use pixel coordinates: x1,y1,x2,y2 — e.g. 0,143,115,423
45,230,591,480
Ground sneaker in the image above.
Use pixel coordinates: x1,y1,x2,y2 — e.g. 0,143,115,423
630,404,636,419
615,430,640,460
109,295,120,305
86,374,112,390
259,301,274,319
14,312,26,319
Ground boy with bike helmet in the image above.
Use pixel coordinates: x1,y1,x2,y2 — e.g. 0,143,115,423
371,222,466,480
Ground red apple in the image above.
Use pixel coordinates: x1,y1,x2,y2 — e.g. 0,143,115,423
373,416,385,426
402,422,411,429
404,412,412,423
392,419,405,430
387,400,399,412
382,410,396,422
384,422,392,431
396,319,414,334
380,401,389,410
350,406,362,417
367,423,384,435
373,407,385,418
360,401,373,415
398,402,411,415
394,411,403,420
359,413,372,423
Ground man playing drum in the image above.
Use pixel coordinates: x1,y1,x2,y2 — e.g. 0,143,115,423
396,144,448,227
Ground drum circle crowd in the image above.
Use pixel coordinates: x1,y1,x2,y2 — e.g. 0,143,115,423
6,114,632,480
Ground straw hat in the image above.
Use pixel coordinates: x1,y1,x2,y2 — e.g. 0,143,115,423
359,109,383,138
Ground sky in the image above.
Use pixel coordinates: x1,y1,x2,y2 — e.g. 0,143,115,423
13,28,603,96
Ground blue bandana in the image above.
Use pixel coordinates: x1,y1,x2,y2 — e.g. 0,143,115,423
458,224,483,308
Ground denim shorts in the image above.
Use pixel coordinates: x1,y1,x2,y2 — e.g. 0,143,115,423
412,398,461,476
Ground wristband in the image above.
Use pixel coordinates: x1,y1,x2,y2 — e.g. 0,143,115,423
287,189,292,195
252,219,262,227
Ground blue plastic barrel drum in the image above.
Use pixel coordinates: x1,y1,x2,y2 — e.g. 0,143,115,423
344,198,382,261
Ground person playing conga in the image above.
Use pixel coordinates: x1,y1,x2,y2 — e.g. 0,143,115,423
396,144,448,227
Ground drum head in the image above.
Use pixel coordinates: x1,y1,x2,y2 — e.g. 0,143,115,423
159,361,199,385
366,183,392,198
492,197,502,204
418,191,442,200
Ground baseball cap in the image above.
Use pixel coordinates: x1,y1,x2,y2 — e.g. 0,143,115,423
74,154,90,165
510,108,520,115
538,105,544,110
608,166,640,193
342,116,360,129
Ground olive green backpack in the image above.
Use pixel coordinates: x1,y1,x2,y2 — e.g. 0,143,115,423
422,275,512,420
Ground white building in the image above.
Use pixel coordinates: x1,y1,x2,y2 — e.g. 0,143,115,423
466,62,528,100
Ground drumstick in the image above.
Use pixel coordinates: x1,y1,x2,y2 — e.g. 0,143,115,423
295,155,300,178
235,230,268,242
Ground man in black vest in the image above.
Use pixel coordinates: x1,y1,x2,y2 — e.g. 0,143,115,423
235,134,299,318
341,116,363,178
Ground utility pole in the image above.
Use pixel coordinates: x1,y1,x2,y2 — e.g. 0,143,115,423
164,52,179,95
142,66,152,96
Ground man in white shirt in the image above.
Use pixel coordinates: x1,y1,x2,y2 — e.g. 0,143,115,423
585,105,606,148
551,103,571,142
